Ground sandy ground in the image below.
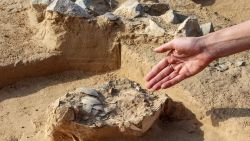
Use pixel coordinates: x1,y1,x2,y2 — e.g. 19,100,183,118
0,0,250,141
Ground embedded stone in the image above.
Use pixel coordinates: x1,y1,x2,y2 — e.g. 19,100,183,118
76,87,99,97
114,0,143,19
176,16,202,37
103,12,119,21
145,19,165,37
161,9,180,24
46,79,167,141
46,0,91,18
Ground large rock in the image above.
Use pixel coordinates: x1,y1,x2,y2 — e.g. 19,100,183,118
145,19,165,37
176,16,202,37
114,0,143,19
75,0,91,9
46,79,167,141
46,0,91,18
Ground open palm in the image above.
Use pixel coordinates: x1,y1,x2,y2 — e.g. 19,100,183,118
145,37,214,90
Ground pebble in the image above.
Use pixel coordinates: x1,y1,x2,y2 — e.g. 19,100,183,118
200,22,214,35
235,60,246,67
215,64,229,72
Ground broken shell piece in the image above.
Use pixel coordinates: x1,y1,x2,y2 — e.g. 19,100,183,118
215,64,229,72
77,87,99,97
92,105,104,112
81,96,101,106
82,104,93,114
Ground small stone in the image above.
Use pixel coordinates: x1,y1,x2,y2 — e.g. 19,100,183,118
145,19,165,37
176,16,202,37
161,10,180,24
215,64,229,72
46,0,91,18
114,0,143,19
31,0,53,10
143,3,169,16
200,22,214,35
103,12,119,21
135,86,140,91
235,60,246,67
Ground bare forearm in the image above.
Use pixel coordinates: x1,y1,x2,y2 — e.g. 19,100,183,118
200,20,250,60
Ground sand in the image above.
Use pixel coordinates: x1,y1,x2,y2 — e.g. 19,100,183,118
0,0,249,141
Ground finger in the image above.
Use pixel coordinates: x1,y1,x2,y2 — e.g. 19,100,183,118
151,70,178,90
146,65,174,89
153,41,173,53
145,58,169,81
161,74,186,89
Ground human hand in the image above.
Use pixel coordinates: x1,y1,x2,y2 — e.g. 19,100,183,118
145,37,214,90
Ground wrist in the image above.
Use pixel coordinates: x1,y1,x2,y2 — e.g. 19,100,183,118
197,36,217,63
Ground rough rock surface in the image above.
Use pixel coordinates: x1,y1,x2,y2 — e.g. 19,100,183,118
161,9,180,24
176,16,202,37
46,79,167,141
145,19,165,37
75,0,91,9
46,0,91,18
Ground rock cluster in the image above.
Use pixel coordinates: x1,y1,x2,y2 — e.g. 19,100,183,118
46,79,167,141
31,0,215,37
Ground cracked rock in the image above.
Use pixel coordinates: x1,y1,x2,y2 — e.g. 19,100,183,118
46,0,91,18
176,16,202,37
161,9,181,24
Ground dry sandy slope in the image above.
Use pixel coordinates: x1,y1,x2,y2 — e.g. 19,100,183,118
0,0,48,65
0,0,249,141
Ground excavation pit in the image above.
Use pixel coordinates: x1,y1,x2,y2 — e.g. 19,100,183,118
0,0,249,141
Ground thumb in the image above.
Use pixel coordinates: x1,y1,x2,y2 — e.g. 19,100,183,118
154,41,173,53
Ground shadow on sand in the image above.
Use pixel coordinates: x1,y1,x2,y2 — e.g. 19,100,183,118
109,99,205,141
206,107,250,126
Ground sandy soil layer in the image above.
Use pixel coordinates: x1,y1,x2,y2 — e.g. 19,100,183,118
0,0,249,141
